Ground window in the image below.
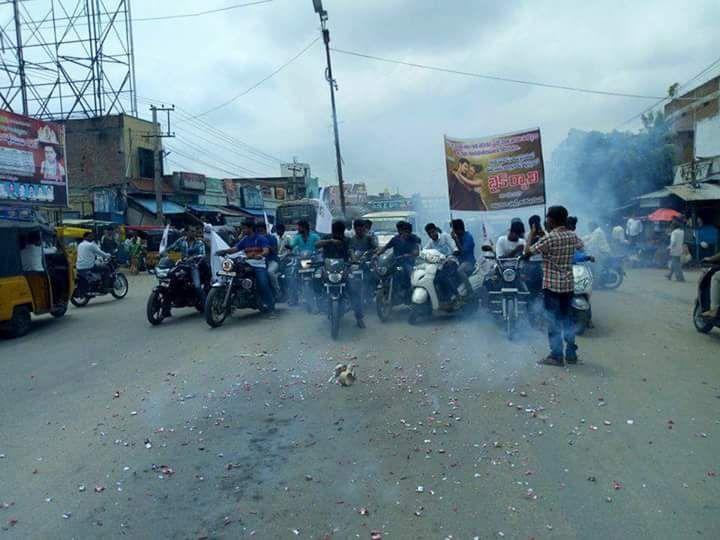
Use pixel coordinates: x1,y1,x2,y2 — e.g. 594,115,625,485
138,148,155,179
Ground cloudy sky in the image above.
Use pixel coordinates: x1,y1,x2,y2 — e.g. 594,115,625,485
129,0,720,195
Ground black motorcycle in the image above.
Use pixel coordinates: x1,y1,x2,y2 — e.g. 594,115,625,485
483,256,531,339
693,264,719,334
322,258,351,340
595,256,625,289
295,250,322,313
204,255,264,328
71,256,128,307
375,250,410,322
146,256,211,325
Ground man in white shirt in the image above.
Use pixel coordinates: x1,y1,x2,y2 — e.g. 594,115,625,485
584,222,611,257
424,222,458,256
21,233,44,272
76,232,109,274
666,220,685,282
496,220,526,258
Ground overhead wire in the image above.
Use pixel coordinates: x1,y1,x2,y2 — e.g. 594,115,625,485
135,0,273,22
330,47,704,102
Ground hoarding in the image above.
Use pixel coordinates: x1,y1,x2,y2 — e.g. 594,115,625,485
445,128,545,212
0,110,68,207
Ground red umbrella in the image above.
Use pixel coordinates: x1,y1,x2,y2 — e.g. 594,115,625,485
647,208,682,222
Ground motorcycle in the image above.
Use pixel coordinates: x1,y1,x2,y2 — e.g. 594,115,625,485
146,255,211,325
484,256,532,339
204,255,265,328
571,263,593,335
321,257,357,340
409,249,483,324
295,250,322,312
375,250,411,322
595,256,625,289
71,256,128,307
693,264,720,334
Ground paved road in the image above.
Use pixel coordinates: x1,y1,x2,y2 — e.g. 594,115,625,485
1,269,718,539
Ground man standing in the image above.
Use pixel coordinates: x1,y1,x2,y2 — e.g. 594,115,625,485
525,206,584,366
667,220,685,282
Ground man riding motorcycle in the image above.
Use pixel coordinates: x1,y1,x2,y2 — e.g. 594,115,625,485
424,222,460,301
75,231,110,293
451,219,476,294
216,220,275,312
316,220,366,329
162,227,207,306
701,251,720,319
377,220,421,292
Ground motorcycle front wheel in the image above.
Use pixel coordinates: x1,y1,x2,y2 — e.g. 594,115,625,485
600,268,623,289
330,299,341,340
146,290,165,326
111,273,129,299
302,281,314,313
408,302,430,325
205,287,230,328
376,287,392,322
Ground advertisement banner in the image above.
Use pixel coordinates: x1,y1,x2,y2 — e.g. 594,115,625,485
0,110,68,207
445,128,545,212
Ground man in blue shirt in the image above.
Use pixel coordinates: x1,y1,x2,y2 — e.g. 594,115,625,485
451,219,476,292
256,222,281,298
377,220,421,290
162,227,207,304
217,220,274,311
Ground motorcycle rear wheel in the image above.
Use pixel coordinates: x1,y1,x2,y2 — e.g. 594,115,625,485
71,290,90,307
693,300,714,334
205,287,229,328
111,273,129,299
146,290,165,326
601,268,623,289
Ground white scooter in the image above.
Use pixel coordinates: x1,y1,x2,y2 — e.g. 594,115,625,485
409,249,486,324
571,263,593,334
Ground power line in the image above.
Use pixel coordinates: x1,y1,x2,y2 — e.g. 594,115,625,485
331,47,702,101
615,55,720,129
166,145,258,178
186,36,321,120
135,0,273,22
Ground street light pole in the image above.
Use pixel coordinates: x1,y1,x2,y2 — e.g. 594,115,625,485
313,1,346,216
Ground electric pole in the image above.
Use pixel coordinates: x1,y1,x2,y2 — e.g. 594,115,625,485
12,0,28,116
312,0,346,215
148,105,175,223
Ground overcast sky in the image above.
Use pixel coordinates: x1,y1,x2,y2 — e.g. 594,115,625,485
131,0,720,196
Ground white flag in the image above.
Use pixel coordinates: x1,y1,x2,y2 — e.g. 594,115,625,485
264,210,271,233
204,223,230,282
316,187,332,234
159,224,170,253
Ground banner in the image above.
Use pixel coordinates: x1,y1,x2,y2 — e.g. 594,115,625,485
316,187,332,234
445,128,545,212
0,110,68,207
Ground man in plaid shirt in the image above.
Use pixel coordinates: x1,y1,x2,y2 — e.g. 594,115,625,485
524,205,584,366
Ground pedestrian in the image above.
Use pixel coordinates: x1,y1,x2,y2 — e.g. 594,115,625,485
666,220,685,282
525,205,584,366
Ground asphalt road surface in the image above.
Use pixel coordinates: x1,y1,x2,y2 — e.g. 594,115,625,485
1,268,718,539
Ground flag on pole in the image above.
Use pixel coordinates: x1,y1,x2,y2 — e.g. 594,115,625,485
204,223,230,283
316,187,332,234
264,210,271,233
159,224,170,253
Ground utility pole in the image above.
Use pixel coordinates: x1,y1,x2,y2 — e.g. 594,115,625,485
312,0,346,215
148,105,175,223
12,0,28,115
286,157,305,200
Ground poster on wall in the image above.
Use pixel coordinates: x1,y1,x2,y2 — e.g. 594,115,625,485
0,109,68,207
445,128,545,212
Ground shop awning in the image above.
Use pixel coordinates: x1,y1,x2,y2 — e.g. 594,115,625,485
129,197,187,215
666,182,720,202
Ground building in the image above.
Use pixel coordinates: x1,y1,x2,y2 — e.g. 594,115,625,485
366,188,410,211
62,114,160,219
225,176,308,216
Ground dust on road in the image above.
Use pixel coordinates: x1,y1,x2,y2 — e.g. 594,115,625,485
0,269,718,539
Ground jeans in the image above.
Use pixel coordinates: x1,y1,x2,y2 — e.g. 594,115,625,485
253,266,275,310
348,278,364,320
711,271,720,311
267,260,280,296
457,261,475,294
667,256,685,281
190,265,204,302
544,290,577,360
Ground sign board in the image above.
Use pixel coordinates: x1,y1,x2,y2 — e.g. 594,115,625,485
174,171,206,191
241,185,264,209
445,128,545,212
0,110,68,207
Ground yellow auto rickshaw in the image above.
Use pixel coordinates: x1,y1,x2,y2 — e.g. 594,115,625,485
0,218,74,338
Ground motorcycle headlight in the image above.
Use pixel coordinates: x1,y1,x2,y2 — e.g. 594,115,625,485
221,258,234,272
300,260,312,269
328,272,342,284
502,268,516,282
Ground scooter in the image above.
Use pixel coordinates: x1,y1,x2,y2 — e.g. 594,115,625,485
409,249,484,324
71,256,129,307
693,264,720,334
571,263,593,335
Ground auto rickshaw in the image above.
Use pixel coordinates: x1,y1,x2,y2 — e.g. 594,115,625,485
0,218,74,338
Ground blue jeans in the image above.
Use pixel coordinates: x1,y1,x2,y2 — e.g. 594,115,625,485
544,290,577,360
253,266,275,310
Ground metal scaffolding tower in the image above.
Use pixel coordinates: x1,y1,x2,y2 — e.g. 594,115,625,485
0,0,137,120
